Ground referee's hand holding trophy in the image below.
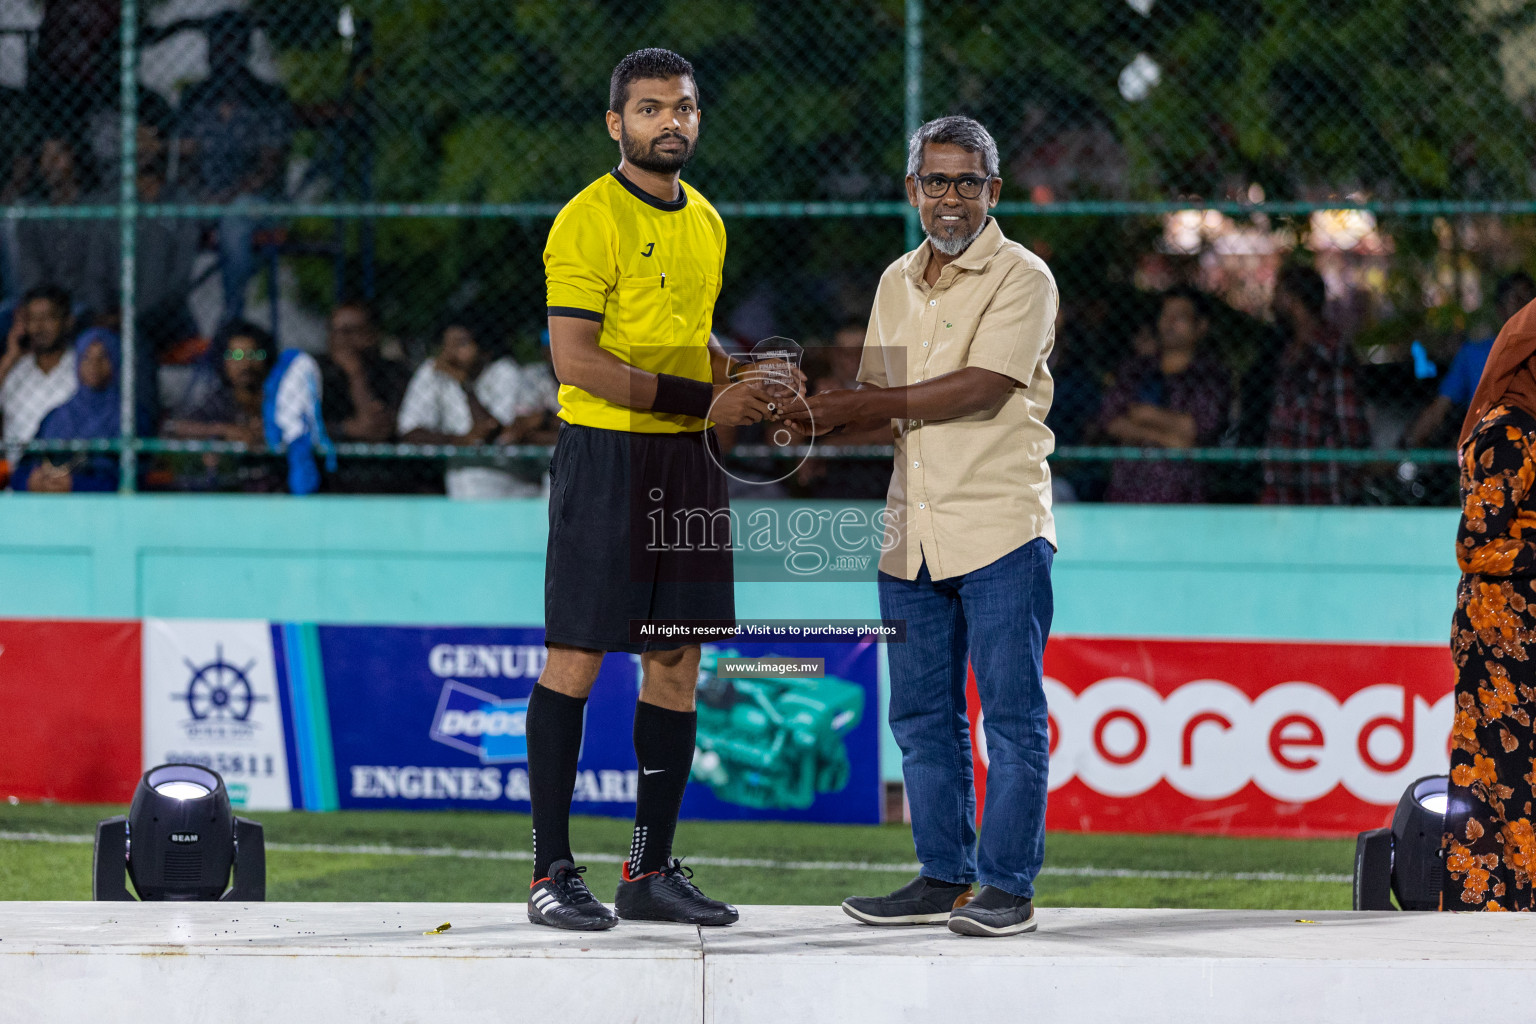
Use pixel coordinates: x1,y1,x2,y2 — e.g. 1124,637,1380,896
710,358,806,427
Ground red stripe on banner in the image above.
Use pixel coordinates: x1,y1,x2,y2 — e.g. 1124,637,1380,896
0,620,142,803
966,636,1454,837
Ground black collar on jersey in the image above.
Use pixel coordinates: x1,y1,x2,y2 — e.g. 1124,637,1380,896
610,167,688,212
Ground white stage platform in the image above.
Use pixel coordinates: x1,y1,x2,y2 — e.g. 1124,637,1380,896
4,902,1535,1024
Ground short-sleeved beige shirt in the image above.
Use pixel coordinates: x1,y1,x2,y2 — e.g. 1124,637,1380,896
857,217,1058,581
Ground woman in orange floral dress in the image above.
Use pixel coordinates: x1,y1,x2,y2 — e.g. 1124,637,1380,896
1444,299,1536,911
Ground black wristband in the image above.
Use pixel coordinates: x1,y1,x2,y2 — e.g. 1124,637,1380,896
652,373,713,419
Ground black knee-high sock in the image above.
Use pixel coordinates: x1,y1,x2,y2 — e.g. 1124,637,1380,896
629,701,697,876
526,685,587,880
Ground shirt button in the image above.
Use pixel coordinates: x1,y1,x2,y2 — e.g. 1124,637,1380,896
922,341,929,347
929,300,937,306
918,502,927,509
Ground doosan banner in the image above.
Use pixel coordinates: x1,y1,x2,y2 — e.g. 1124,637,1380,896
967,637,1455,836
319,626,882,824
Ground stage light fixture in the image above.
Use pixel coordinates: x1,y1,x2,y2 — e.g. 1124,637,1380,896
1353,774,1447,911
93,763,266,902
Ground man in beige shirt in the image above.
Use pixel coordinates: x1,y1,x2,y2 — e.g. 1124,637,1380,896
793,115,1057,938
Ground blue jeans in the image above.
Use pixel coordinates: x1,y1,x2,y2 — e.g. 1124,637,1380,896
879,537,1054,899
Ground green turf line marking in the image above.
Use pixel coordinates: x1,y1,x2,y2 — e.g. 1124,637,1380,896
0,831,1352,883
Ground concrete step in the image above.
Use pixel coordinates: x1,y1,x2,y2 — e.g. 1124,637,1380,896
3,902,1531,1023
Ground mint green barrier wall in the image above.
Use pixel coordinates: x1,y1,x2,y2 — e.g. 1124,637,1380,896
0,495,1463,781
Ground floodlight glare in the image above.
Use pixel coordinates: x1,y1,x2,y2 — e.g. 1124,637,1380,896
93,763,266,902
1353,774,1447,911
155,780,212,800
1418,790,1448,816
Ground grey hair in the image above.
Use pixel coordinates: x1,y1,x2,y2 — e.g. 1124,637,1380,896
905,115,1000,178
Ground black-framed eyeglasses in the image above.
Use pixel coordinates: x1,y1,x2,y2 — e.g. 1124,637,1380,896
916,173,993,200
226,348,268,362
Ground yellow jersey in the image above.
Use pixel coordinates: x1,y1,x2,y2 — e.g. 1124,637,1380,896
544,169,726,433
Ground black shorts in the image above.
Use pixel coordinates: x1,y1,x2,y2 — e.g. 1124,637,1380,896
545,422,735,653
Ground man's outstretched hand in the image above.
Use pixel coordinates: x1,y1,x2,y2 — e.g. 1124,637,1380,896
784,388,868,437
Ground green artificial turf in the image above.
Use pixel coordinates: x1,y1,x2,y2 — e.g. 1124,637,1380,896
0,802,1356,910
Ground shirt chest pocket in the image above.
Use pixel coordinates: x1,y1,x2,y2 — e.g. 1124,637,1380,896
921,315,979,375
613,269,721,351
614,274,672,352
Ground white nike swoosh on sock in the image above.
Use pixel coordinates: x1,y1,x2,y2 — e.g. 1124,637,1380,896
642,768,665,775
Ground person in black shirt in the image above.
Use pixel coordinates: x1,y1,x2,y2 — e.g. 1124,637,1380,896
316,300,413,492
318,300,408,440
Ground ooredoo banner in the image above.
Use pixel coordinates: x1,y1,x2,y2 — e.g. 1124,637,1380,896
968,636,1455,836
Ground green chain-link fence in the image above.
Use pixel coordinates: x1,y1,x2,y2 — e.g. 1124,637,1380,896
2,0,1534,502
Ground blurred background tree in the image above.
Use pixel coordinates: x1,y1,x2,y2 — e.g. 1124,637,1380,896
241,0,1536,355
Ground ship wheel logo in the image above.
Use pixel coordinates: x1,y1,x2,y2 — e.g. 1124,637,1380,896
177,646,268,722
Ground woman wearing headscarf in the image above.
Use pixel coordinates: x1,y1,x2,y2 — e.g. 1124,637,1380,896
161,320,331,494
1443,298,1536,911
14,327,134,492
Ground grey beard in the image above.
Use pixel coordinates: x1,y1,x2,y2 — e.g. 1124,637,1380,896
926,221,984,256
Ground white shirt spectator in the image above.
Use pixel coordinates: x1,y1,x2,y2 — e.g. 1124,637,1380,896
513,360,561,419
397,357,532,498
1,350,77,443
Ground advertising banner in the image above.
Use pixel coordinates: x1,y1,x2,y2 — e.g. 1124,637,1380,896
967,636,1455,836
317,626,881,824
141,619,295,811
0,619,141,803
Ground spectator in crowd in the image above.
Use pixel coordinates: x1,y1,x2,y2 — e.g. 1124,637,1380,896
318,300,411,492
508,330,562,445
397,317,532,498
1261,264,1372,505
1045,304,1105,502
319,300,409,442
1129,315,1159,360
14,133,96,309
0,87,34,302
1098,286,1231,503
0,285,80,447
162,321,329,494
1404,271,1536,448
13,328,131,493
822,320,868,393
84,98,200,357
26,0,119,143
178,10,293,325
1230,324,1289,503
795,320,895,500
1045,307,1102,450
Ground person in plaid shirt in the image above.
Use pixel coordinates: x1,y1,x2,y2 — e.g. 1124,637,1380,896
1261,264,1372,505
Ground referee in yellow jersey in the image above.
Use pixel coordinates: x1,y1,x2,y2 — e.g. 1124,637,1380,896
526,48,772,931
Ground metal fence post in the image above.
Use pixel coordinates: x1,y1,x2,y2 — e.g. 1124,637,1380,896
903,0,923,252
118,0,139,493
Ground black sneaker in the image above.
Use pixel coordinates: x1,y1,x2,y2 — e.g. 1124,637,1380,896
842,875,974,926
616,858,739,926
946,884,1036,936
528,860,619,931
